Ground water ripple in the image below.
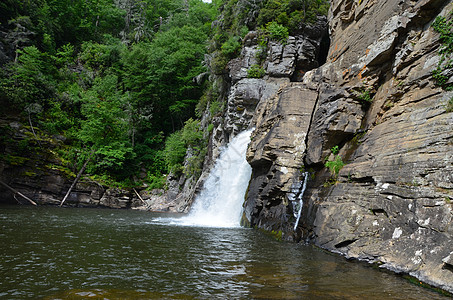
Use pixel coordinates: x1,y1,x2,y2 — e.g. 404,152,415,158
0,206,449,299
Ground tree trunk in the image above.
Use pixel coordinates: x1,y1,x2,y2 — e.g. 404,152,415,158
0,179,37,206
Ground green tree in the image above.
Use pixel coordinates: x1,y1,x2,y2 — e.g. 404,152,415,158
0,0,221,186
123,23,208,133
163,118,204,174
76,74,135,178
0,46,56,108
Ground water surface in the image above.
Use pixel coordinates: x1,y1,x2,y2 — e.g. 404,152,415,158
0,205,448,299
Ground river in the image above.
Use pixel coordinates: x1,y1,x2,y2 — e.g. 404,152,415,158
0,205,448,299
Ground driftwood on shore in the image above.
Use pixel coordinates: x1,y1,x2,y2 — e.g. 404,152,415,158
0,179,37,206
133,188,151,210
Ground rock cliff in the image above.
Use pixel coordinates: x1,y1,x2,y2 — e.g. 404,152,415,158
239,0,453,293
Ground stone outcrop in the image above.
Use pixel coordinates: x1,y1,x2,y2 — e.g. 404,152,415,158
241,0,453,293
243,82,318,235
237,17,330,235
306,0,453,292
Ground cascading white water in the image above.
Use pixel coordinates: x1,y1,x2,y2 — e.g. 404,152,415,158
164,129,253,228
293,172,309,231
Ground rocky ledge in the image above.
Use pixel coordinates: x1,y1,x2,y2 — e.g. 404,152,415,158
0,120,175,210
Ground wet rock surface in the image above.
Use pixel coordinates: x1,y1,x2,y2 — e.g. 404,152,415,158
243,83,318,235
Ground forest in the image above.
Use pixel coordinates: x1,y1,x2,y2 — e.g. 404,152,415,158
0,0,329,189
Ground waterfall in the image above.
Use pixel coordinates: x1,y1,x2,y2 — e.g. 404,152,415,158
292,172,309,231
167,129,253,228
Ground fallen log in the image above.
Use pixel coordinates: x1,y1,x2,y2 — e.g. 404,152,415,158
60,152,92,207
133,188,151,209
0,179,37,206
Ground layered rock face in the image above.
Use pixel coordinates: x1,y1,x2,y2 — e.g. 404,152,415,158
242,0,453,293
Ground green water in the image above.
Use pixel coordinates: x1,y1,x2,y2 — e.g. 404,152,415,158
0,205,448,299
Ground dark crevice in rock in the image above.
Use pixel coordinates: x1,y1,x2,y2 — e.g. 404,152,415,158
303,91,321,158
291,17,329,82
442,263,453,273
318,33,330,67
348,176,376,185
370,209,389,218
334,239,357,248
380,190,419,200
412,0,451,25
422,204,444,208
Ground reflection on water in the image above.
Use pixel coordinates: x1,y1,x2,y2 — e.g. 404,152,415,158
0,205,448,299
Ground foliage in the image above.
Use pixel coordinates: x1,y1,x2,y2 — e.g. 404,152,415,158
209,100,223,116
181,118,204,146
79,37,126,73
250,22,288,68
353,86,374,106
221,35,242,59
77,75,129,146
0,46,56,107
247,64,266,78
219,0,257,35
163,131,187,174
195,83,220,117
210,52,229,74
325,146,345,177
184,145,207,178
256,34,269,63
331,145,339,155
122,24,208,133
358,89,373,103
93,142,136,176
325,155,345,177
163,118,204,175
265,22,289,43
147,173,167,190
0,0,220,188
256,0,329,32
432,12,453,91
0,0,333,189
